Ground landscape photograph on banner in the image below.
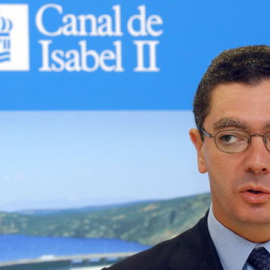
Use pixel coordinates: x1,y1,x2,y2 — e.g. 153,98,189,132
0,111,210,269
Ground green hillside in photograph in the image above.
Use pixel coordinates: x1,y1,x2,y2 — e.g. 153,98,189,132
0,193,210,246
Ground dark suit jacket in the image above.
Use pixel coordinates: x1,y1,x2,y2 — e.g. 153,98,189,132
102,212,223,270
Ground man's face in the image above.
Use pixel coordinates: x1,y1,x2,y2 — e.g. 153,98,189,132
190,80,270,240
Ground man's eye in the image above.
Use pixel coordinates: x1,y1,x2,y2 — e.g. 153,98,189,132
219,134,239,144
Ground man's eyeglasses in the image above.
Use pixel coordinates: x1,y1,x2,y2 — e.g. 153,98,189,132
201,128,270,153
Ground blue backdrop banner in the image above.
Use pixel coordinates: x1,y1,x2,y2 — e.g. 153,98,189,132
1,0,270,110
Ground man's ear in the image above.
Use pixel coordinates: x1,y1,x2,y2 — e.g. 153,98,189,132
189,129,208,173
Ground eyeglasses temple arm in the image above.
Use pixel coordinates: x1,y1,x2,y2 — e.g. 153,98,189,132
201,129,214,138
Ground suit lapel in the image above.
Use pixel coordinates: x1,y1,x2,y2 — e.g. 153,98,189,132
170,211,223,270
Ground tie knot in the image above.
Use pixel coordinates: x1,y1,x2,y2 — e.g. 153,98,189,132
248,247,270,270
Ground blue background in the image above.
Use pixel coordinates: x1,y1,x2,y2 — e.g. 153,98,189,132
2,0,270,110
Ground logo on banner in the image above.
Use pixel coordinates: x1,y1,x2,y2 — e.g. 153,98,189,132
0,4,29,71
0,13,12,63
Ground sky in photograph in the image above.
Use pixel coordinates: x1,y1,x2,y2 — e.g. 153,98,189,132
0,110,210,211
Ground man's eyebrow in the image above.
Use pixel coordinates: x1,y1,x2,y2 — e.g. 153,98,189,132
213,118,248,131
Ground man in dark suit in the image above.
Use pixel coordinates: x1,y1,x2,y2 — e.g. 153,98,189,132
103,45,270,269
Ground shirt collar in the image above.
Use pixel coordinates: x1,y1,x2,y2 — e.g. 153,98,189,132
207,206,270,270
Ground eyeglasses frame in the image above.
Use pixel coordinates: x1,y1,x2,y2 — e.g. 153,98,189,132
201,128,270,153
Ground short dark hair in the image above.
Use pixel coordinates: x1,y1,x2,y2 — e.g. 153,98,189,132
193,45,270,134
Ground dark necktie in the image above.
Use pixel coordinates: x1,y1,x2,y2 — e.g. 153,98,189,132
248,247,270,270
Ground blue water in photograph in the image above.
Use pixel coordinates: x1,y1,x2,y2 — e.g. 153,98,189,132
0,235,150,262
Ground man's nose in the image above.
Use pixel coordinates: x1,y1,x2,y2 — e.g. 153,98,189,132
243,136,270,174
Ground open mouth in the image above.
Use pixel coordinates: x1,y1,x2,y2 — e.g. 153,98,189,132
241,188,270,203
247,190,263,194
